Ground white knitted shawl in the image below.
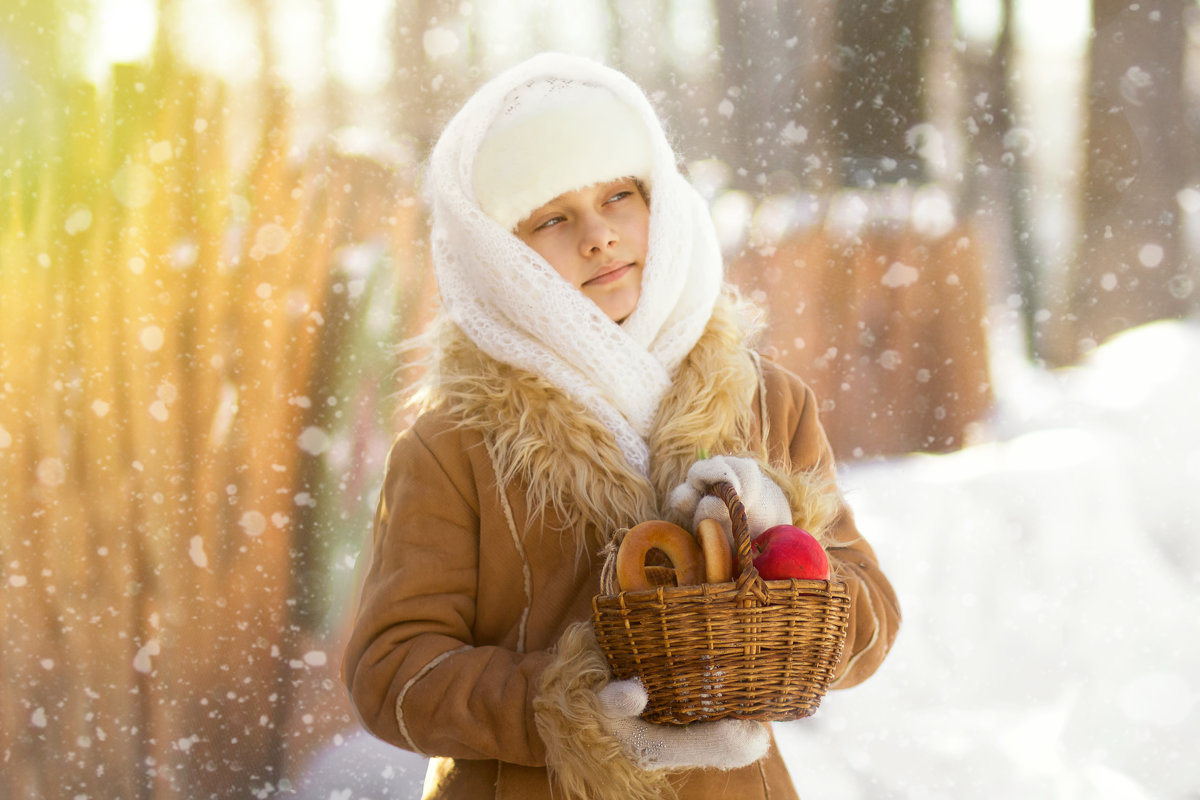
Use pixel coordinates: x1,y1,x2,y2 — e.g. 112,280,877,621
427,53,723,475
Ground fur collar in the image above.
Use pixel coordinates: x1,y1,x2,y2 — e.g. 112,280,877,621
409,292,767,548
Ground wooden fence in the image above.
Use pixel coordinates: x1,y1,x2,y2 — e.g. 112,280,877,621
0,65,427,799
730,208,994,460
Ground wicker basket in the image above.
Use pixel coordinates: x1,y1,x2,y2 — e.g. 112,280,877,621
591,481,850,725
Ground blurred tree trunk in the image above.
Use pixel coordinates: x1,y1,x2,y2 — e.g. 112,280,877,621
775,0,839,192
712,0,802,193
712,0,934,193
611,0,689,168
1188,6,1200,181
153,0,178,66
390,0,430,147
713,0,773,189
609,0,667,88
0,1,63,202
0,2,60,92
388,0,475,156
960,0,1041,357
830,0,930,186
248,0,277,96
320,0,348,130
709,0,839,193
1047,0,1192,366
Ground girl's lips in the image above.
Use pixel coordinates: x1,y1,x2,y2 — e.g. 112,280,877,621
583,263,634,286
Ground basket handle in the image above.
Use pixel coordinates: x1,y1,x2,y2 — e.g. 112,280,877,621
704,481,768,601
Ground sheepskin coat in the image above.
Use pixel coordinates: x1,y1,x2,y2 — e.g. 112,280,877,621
341,297,900,799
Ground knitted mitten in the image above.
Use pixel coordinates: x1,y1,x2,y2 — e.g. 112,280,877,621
535,623,768,800
668,455,792,539
597,678,769,770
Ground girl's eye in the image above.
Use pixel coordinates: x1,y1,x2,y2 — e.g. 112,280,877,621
533,215,565,232
606,190,632,204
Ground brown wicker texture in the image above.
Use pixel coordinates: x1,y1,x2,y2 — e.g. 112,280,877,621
591,481,850,725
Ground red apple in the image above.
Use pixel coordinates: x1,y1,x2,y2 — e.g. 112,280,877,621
752,524,829,581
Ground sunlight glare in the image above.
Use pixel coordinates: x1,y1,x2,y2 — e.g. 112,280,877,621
331,0,394,93
954,0,1003,44
668,0,717,67
1016,0,1091,54
171,0,260,85
477,0,536,71
85,0,157,81
544,0,609,60
271,0,324,94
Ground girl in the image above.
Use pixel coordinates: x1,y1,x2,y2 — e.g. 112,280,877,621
341,52,900,800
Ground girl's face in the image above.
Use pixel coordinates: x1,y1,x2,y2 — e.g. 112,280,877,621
514,178,649,324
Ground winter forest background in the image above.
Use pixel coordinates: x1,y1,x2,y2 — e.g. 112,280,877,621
2,1,1198,798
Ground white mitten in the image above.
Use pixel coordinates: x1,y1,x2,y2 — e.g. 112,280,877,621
668,455,792,540
596,679,769,771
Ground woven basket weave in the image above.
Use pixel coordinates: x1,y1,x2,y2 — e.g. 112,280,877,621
591,481,850,725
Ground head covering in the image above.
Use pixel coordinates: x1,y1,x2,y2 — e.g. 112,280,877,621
427,52,723,475
473,80,654,231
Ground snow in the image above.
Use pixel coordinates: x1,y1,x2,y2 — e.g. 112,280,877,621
239,510,268,537
133,640,161,674
149,400,169,422
881,261,920,288
36,458,66,487
139,325,165,352
295,731,422,799
64,207,93,235
188,535,209,568
422,27,461,59
776,316,1200,799
298,426,332,456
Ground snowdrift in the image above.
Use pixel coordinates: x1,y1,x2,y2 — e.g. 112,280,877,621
779,318,1200,799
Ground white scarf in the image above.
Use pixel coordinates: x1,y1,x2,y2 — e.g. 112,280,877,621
427,53,723,475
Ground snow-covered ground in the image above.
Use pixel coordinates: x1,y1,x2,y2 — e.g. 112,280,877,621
298,316,1200,799
781,315,1200,799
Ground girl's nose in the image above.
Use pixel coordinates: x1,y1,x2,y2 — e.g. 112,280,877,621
578,211,618,255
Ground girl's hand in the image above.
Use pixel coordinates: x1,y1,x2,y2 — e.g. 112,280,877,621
667,455,792,540
596,679,769,771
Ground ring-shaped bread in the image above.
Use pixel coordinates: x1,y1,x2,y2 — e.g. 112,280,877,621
696,517,734,583
616,520,704,591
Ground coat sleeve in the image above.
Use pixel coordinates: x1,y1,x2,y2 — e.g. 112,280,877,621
763,362,901,689
340,419,552,766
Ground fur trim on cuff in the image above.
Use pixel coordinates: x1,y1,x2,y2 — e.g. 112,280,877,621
533,622,676,800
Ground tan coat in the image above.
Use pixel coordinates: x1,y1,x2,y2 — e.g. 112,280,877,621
342,299,900,799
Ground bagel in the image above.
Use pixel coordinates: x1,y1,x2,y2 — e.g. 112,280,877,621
616,520,704,592
696,517,734,584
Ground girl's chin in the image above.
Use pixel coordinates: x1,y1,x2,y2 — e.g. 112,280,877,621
593,293,640,324
587,276,642,323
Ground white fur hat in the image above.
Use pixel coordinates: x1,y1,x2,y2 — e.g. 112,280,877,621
472,79,654,231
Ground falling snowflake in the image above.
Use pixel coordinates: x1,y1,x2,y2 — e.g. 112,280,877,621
881,262,919,288
133,640,161,674
188,536,209,568
139,326,165,353
423,27,459,58
239,511,267,537
298,426,331,456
